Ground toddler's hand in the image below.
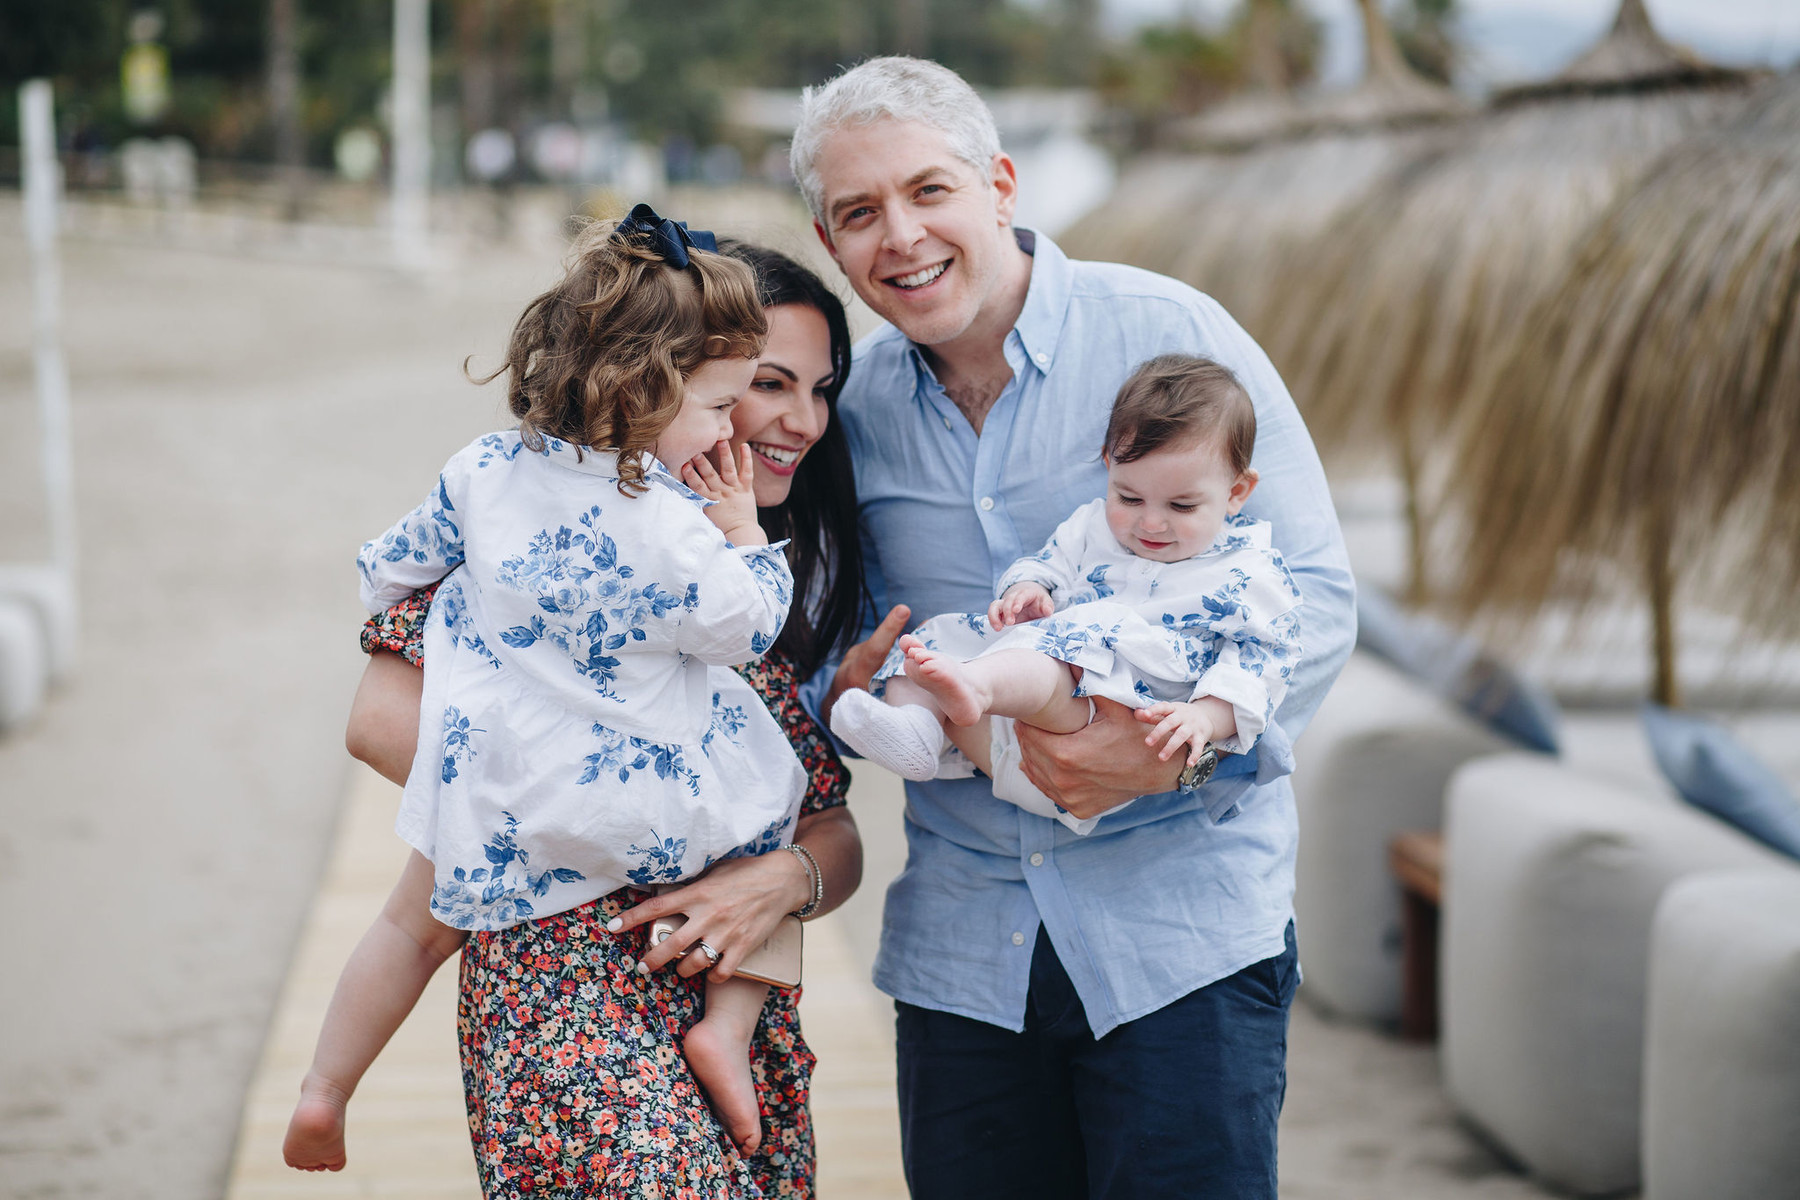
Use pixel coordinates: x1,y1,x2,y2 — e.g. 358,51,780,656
1133,700,1219,766
988,583,1053,629
684,441,767,547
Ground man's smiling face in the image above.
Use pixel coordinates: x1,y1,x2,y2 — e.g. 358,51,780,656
812,118,1018,349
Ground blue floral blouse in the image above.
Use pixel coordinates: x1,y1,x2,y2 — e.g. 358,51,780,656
358,432,807,931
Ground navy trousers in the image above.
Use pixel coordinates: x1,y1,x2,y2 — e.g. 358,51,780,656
895,921,1298,1200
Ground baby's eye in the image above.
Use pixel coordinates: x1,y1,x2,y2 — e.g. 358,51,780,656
1170,503,1197,513
1116,496,1142,506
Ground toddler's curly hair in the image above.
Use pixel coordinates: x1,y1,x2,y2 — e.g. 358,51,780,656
475,218,768,495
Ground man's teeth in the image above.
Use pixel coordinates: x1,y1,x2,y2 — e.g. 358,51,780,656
752,443,800,467
893,261,948,289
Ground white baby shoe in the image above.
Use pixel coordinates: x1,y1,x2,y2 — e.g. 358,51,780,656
830,688,946,781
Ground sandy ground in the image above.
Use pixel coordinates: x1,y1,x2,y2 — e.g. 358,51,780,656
7,198,1765,1199
0,211,550,1198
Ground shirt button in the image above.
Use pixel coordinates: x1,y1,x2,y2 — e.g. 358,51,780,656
942,415,952,430
979,496,996,511
1035,351,1048,365
1011,931,1026,946
1029,852,1044,867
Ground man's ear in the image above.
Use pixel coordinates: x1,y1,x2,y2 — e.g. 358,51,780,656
990,153,1019,226
813,220,843,272
1227,468,1260,514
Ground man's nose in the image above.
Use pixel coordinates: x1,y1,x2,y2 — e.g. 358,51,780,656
882,206,925,255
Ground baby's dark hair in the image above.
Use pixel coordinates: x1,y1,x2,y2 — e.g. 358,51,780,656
1104,354,1256,475
473,218,767,495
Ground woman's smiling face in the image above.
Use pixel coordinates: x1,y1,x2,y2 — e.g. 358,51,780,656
729,303,836,507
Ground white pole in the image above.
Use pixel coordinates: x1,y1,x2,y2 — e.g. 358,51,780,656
20,79,76,574
391,0,431,269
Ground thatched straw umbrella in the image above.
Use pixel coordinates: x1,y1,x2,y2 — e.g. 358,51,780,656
1263,0,1750,601
1442,72,1800,708
1061,0,1464,338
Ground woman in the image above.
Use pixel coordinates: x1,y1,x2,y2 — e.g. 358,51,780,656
345,240,906,1197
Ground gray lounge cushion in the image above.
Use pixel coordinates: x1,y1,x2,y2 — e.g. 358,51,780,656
1642,703,1800,859
1440,755,1785,1196
1292,652,1509,1020
1356,586,1561,753
1643,869,1800,1200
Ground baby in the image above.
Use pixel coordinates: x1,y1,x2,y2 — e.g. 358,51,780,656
830,354,1303,832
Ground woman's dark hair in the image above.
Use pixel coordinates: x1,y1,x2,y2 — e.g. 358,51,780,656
717,239,867,675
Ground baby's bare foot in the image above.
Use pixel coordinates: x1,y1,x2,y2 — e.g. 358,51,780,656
283,1075,350,1171
904,644,988,727
685,1016,763,1153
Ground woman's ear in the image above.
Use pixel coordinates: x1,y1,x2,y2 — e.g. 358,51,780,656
1226,468,1259,514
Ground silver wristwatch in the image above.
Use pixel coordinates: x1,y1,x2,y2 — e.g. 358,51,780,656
1176,743,1221,793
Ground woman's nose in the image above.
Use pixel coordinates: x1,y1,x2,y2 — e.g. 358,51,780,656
784,397,824,444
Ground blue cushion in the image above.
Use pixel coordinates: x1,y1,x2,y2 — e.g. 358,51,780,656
1355,585,1561,754
1642,704,1800,860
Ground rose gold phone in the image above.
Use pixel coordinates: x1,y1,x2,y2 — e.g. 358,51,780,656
649,912,804,989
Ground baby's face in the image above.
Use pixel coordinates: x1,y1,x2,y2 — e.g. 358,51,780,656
1104,437,1257,563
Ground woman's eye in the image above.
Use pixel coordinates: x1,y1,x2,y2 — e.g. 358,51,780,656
751,378,783,391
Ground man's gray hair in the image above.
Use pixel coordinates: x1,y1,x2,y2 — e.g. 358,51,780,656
790,56,1003,223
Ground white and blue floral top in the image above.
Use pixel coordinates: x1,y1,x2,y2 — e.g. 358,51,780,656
875,498,1303,754
358,432,806,931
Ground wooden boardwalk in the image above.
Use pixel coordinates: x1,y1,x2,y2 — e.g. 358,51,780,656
224,766,907,1199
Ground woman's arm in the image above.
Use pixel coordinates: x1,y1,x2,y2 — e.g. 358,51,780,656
611,805,863,982
346,651,423,786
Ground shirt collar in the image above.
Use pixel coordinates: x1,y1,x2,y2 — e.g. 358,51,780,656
531,438,713,505
902,226,1074,385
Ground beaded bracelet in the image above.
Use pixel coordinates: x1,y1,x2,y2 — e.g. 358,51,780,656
785,843,824,920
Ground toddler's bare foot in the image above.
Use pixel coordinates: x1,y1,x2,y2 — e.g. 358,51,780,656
685,1016,763,1153
903,640,989,728
283,1074,350,1171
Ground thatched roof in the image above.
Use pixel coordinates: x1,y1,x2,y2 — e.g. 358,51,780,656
1497,0,1742,103
1176,0,1465,152
1064,0,1462,335
1441,72,1800,704
1254,0,1751,598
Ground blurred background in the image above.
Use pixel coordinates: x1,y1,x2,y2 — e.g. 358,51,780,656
3,2,1799,1198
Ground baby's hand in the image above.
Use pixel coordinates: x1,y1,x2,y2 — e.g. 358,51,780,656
988,583,1054,629
684,441,767,547
1133,700,1219,766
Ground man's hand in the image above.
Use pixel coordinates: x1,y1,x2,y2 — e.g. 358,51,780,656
1014,696,1184,820
683,441,766,546
822,604,911,727
987,582,1053,629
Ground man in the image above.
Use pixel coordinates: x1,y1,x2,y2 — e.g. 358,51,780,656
793,57,1355,1198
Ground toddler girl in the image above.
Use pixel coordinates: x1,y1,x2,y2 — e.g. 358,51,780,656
284,208,805,1169
831,354,1303,833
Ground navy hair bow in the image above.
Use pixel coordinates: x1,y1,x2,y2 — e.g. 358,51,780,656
612,202,718,268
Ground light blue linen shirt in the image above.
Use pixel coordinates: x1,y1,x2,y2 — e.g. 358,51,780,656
809,230,1355,1037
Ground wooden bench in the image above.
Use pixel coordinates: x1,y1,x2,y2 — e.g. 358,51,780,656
1388,830,1444,1041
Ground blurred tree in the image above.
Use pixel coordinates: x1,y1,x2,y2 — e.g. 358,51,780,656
1391,0,1458,86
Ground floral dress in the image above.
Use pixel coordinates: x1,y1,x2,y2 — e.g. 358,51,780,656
358,432,806,931
365,586,849,1199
